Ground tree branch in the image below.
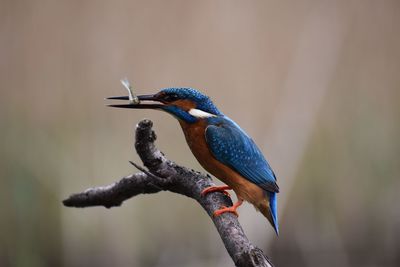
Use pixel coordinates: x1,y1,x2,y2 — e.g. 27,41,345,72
63,119,274,267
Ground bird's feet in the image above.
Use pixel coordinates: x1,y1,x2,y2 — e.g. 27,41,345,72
201,185,232,197
213,199,243,217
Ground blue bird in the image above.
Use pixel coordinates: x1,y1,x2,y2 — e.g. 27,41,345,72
107,88,279,234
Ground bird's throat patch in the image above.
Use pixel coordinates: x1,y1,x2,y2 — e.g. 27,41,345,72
188,108,216,118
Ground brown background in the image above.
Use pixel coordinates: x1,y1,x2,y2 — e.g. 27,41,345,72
1,0,399,266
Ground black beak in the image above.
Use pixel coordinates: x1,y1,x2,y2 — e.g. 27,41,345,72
106,94,164,109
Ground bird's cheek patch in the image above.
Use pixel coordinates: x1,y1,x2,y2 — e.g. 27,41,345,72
171,99,196,111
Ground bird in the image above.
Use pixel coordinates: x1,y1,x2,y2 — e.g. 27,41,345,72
107,88,279,234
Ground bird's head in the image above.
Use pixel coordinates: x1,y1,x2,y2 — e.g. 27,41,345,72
107,88,222,123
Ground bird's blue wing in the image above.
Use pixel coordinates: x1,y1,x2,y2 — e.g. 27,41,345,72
205,117,279,193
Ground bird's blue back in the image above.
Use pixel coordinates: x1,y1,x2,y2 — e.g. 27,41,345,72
205,115,279,233
205,116,279,193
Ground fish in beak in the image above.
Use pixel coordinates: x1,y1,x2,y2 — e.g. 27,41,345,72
106,94,165,109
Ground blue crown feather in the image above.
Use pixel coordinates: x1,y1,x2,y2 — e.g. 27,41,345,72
161,88,222,116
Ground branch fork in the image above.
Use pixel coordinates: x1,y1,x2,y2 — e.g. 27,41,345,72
63,119,274,267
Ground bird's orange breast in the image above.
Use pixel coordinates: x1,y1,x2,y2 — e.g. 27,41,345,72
178,119,265,205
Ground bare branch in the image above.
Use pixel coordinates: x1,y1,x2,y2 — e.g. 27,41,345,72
63,119,274,267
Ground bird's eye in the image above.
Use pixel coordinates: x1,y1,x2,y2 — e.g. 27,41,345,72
164,93,179,102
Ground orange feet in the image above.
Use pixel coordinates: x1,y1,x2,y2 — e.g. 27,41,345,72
201,185,232,197
213,199,243,217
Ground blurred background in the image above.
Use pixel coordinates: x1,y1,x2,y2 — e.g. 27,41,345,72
1,0,399,266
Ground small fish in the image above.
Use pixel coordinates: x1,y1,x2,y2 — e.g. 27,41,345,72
120,78,140,104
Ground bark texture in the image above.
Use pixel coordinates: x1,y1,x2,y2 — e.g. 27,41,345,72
63,119,274,267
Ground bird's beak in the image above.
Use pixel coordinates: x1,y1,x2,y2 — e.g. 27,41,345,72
106,94,165,109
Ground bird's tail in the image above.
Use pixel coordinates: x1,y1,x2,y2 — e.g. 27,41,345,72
259,191,279,235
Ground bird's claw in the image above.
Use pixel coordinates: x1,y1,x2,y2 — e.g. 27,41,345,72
201,185,232,197
213,206,239,217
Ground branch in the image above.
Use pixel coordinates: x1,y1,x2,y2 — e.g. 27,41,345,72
63,119,274,267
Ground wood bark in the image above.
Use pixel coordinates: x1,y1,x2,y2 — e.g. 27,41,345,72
63,119,274,267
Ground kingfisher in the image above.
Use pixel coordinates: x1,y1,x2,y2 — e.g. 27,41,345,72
107,88,279,234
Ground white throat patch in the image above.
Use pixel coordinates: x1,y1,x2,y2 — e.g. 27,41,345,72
188,108,216,118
